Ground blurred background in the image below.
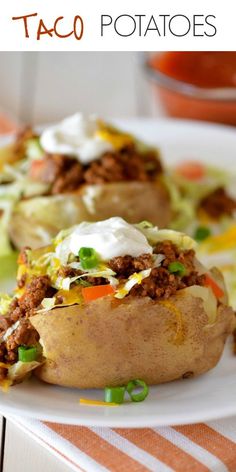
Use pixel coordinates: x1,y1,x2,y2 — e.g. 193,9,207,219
1,51,236,128
0,52,152,126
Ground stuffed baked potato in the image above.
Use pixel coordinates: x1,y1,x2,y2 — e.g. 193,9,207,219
8,181,170,249
32,288,233,388
0,217,234,390
0,113,171,253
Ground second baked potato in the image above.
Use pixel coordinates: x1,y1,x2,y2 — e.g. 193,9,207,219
0,113,172,251
9,181,171,249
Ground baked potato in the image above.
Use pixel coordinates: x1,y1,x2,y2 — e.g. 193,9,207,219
32,289,234,388
9,181,171,249
0,113,172,252
0,217,234,391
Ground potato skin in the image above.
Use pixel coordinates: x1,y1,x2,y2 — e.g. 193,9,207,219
31,292,235,388
9,181,171,250
82,181,171,226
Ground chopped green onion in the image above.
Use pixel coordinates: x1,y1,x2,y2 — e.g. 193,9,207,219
194,226,211,242
126,379,149,402
168,261,186,276
79,247,99,270
104,386,126,404
18,346,38,363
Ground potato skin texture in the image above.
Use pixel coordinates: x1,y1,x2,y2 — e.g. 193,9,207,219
9,181,171,250
83,181,171,226
31,293,235,389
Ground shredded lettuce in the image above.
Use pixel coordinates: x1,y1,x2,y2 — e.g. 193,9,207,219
53,225,77,247
171,164,230,201
0,223,14,257
197,225,236,309
115,269,151,299
41,297,56,310
7,360,41,383
161,175,195,231
25,138,44,161
136,220,154,230
1,321,20,343
166,164,235,231
136,222,196,251
0,253,18,294
54,266,117,291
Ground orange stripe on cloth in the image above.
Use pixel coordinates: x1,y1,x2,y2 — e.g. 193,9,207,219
45,423,149,472
115,428,209,472
175,424,236,472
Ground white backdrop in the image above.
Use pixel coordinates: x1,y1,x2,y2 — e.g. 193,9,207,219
0,52,159,125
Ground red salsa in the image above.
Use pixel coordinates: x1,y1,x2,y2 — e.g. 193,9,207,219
150,52,236,89
148,52,236,125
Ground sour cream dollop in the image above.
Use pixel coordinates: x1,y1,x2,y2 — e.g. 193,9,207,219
40,113,113,164
56,217,153,263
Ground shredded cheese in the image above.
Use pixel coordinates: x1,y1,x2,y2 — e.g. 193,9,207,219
96,127,133,150
200,225,236,253
159,300,184,344
79,398,119,407
0,362,10,369
0,379,12,392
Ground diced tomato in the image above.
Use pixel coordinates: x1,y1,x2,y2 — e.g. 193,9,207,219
29,159,47,180
204,274,224,299
82,284,115,303
17,253,24,265
175,161,205,180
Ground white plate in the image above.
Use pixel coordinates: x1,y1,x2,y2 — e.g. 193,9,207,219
1,118,236,427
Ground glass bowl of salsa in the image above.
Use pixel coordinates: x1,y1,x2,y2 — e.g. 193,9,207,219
144,52,236,125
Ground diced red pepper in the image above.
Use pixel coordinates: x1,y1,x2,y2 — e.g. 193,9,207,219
205,274,224,299
82,284,115,303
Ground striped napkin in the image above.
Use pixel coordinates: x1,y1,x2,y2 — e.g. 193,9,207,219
8,415,236,471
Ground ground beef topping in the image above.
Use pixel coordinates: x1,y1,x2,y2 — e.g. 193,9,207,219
57,266,81,279
29,145,162,194
83,147,162,185
154,241,196,273
130,267,205,300
109,241,204,299
112,241,205,300
199,187,236,219
57,266,107,286
109,254,153,279
0,276,53,366
127,241,205,299
6,320,39,352
30,154,84,194
0,320,40,366
9,275,53,323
